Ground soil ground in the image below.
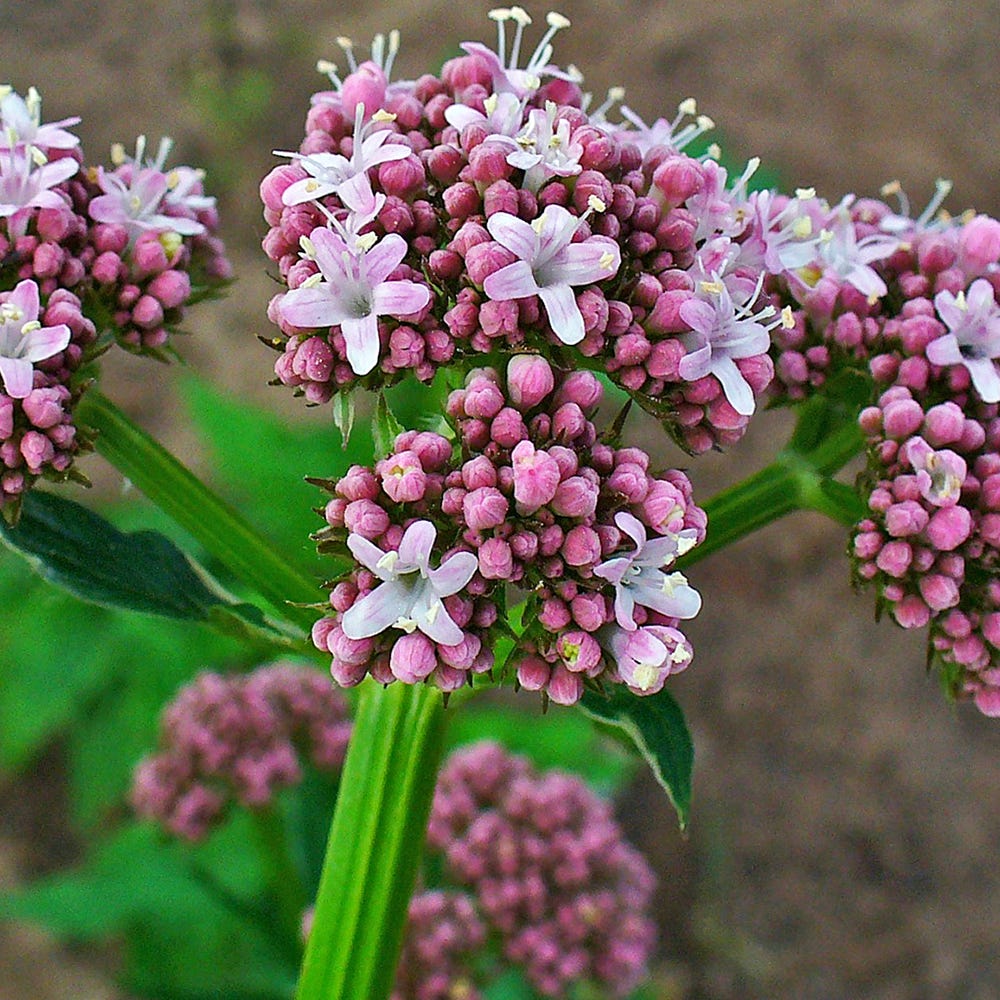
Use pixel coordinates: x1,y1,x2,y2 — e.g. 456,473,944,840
2,2,999,998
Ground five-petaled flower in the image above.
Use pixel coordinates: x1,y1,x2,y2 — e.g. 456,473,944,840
483,202,620,346
89,163,206,238
604,623,692,694
279,224,430,375
276,105,411,214
0,280,71,399
594,511,701,631
926,279,1000,403
0,86,80,152
341,520,478,646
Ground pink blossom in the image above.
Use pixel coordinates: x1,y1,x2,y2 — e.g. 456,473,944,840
926,280,1000,403
0,280,71,399
279,224,430,375
483,203,620,345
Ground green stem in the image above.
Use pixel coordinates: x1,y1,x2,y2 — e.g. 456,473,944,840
76,390,320,633
296,681,447,1000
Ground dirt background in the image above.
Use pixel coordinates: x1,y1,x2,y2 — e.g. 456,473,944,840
2,2,999,998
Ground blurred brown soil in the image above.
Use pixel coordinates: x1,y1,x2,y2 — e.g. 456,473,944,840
2,2,999,998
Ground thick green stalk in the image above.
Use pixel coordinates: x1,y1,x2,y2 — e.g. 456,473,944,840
76,390,320,632
296,681,447,1000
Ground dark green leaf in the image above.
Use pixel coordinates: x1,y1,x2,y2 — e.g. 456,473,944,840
578,686,693,829
0,491,291,649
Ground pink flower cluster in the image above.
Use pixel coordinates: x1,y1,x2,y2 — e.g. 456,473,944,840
761,186,1000,712
0,88,230,513
390,891,487,1000
131,662,353,841
311,354,705,704
260,13,785,451
412,741,657,999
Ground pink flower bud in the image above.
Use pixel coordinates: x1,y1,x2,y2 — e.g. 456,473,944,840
926,505,972,551
20,430,54,471
547,664,584,705
651,155,703,208
390,632,438,683
507,355,555,411
341,62,387,116
512,441,561,512
918,573,960,611
439,633,482,670
562,525,602,567
557,631,602,674
516,655,551,691
551,476,598,518
876,539,912,577
147,270,192,309
463,375,505,418
884,500,929,537
337,466,379,502
22,388,65,429
554,370,603,411
409,432,453,471
463,487,509,530
491,407,528,448
510,530,539,561
379,155,425,200
343,499,390,539
959,215,1000,273
893,595,930,628
539,597,572,631
379,450,427,502
478,536,514,579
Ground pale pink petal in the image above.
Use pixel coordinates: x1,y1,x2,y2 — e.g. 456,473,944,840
712,355,756,416
341,580,411,639
676,341,711,382
337,171,378,215
593,555,630,586
364,233,409,285
483,260,539,301
549,239,620,285
21,324,70,363
678,298,716,337
925,334,963,367
538,284,585,345
966,358,1000,403
0,356,34,399
486,212,538,262
159,214,205,236
398,520,436,572
639,579,702,620
9,280,40,321
614,511,647,551
309,228,352,279
88,193,128,224
613,586,638,631
347,534,399,580
361,134,412,166
341,313,381,375
279,286,350,330
37,157,79,186
427,551,478,596
373,279,430,319
412,591,465,646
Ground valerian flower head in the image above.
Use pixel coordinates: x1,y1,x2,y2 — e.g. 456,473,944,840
0,280,71,399
276,105,411,214
594,511,701,631
483,200,620,345
341,520,478,646
925,279,1000,403
279,222,430,375
0,85,80,151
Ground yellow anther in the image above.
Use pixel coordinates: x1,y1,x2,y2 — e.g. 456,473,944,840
509,6,532,25
377,550,399,572
372,108,397,123
488,7,512,21
699,280,724,295
546,11,571,28
780,306,795,329
21,320,41,334
791,216,813,238
531,216,546,233
355,232,378,252
316,59,338,75
336,36,353,50
632,663,659,691
29,144,47,166
677,97,697,116
696,114,715,130
484,93,498,116
880,180,901,197
794,187,816,200
608,86,625,102
599,251,615,270
110,142,126,166
301,272,324,289
706,143,722,161
587,195,607,213
0,85,12,101
299,235,317,258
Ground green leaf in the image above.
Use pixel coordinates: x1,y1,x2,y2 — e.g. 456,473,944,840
578,686,693,830
0,491,290,650
373,392,404,460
